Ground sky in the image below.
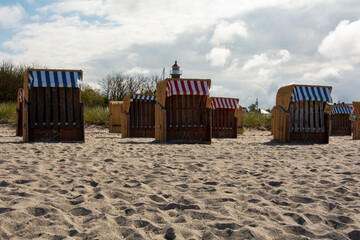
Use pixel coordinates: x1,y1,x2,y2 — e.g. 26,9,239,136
1,0,360,109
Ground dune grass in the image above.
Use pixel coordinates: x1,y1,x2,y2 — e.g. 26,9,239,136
243,112,272,130
0,102,109,127
1,103,271,130
0,102,17,125
84,106,109,126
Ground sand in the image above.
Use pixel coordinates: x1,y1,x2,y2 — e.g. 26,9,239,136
0,125,359,240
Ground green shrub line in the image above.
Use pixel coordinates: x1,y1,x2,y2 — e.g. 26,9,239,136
0,102,271,130
243,112,272,131
0,102,17,125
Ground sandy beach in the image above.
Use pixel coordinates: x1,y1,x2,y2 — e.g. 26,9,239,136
0,125,359,239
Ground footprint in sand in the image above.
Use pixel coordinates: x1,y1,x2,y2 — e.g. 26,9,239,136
283,212,306,225
27,207,47,217
70,207,91,216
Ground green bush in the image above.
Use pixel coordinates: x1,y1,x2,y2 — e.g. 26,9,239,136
0,102,17,124
243,112,271,130
84,106,109,126
82,84,107,107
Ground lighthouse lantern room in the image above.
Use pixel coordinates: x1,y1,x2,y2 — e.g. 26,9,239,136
170,60,182,78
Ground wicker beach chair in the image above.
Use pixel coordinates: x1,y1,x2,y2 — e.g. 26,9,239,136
22,69,84,142
208,97,240,138
353,101,360,139
108,101,123,133
155,78,212,143
271,84,332,143
121,94,156,138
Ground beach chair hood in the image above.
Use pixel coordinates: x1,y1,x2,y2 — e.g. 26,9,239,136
156,78,211,108
276,84,332,111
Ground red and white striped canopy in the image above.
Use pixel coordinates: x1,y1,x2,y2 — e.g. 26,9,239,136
166,80,210,97
211,97,239,110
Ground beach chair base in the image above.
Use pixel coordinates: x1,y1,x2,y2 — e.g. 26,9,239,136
27,126,84,142
109,125,121,133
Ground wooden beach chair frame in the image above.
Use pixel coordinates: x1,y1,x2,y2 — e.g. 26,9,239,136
22,69,84,142
121,94,156,138
353,101,360,139
108,101,123,133
272,84,332,143
326,104,352,136
155,78,212,143
16,88,24,136
208,97,240,138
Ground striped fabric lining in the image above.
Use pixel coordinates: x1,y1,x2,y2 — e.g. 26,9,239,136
28,70,82,88
211,98,239,110
19,89,24,103
166,80,209,97
130,94,156,102
291,86,332,102
332,106,353,114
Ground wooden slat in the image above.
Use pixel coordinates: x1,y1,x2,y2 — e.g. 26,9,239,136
52,88,59,126
294,101,299,132
73,88,80,126
320,102,325,132
176,95,183,129
45,88,51,127
66,88,73,126
59,88,66,126
174,96,178,129
184,95,188,131
315,101,320,133
38,88,44,127
30,88,37,128
304,101,309,132
289,103,294,131
309,101,314,132
299,101,304,132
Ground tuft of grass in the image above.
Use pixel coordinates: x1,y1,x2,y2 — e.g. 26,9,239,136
243,112,272,130
84,106,109,127
0,102,17,125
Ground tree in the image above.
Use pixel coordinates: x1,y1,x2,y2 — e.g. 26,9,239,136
81,84,107,107
0,61,27,102
99,72,162,101
248,103,258,112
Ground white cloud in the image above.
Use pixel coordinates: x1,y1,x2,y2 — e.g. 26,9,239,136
318,19,360,58
302,67,341,82
39,0,107,17
206,47,231,67
125,66,149,75
242,49,291,71
127,53,141,64
0,4,25,29
210,20,248,46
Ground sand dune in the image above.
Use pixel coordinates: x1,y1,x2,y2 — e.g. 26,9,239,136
0,125,359,239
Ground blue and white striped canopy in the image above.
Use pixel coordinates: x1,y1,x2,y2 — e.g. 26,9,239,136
130,94,156,102
28,70,82,88
332,106,353,114
291,86,332,102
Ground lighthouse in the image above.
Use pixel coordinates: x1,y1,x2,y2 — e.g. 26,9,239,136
170,60,182,78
